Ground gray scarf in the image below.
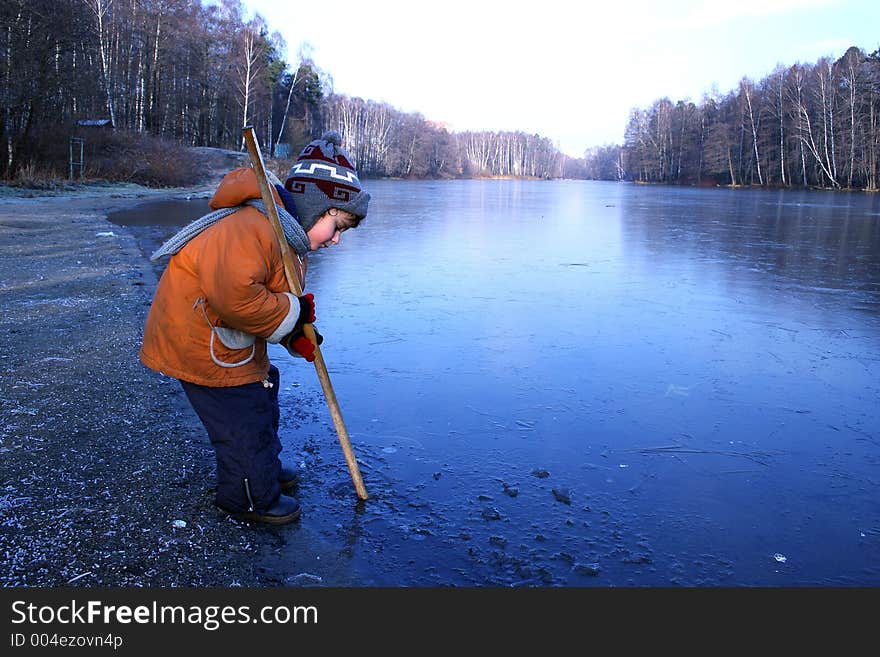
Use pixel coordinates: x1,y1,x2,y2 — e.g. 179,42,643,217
150,199,310,261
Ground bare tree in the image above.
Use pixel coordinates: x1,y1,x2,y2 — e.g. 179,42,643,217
86,0,117,128
236,24,266,150
838,47,864,188
815,58,839,184
865,49,880,191
740,78,763,185
766,67,788,186
274,63,301,153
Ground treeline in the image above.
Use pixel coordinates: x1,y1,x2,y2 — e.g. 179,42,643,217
1,0,574,182
321,95,567,178
587,46,880,191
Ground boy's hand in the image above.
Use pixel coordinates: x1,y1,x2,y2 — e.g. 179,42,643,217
297,293,316,326
283,328,323,362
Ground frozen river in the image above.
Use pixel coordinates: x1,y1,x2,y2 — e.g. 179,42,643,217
113,180,880,586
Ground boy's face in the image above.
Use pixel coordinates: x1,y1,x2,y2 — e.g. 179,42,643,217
307,209,357,250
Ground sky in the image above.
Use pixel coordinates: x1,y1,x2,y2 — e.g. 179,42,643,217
239,0,880,158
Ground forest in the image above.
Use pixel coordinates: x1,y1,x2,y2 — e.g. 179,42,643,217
3,0,877,189
1,0,571,183
591,46,880,191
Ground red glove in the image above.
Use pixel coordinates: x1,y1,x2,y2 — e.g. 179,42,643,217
283,328,323,362
288,334,316,362
297,293,316,326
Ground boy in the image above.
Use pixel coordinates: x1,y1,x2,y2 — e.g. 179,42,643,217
140,131,369,525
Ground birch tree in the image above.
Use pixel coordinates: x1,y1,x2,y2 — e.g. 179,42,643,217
837,47,863,188
766,67,788,186
87,0,117,128
864,49,880,190
815,58,839,184
236,24,266,149
740,78,764,185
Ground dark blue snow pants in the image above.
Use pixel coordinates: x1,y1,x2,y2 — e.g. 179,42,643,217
180,365,282,513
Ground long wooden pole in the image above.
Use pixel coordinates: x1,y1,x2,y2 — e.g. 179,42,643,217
242,125,368,501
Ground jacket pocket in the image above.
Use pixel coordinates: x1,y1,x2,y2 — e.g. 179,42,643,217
194,296,257,368
214,326,256,350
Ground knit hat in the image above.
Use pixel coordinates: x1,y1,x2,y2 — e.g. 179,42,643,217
284,130,370,231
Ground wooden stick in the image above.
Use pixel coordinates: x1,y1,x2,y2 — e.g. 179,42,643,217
242,126,368,501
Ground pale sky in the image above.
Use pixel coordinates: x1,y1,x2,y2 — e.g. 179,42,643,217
240,0,880,158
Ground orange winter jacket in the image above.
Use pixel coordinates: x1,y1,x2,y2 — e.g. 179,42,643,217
140,168,307,387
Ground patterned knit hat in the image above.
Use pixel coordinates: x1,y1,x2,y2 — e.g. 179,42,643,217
284,130,370,231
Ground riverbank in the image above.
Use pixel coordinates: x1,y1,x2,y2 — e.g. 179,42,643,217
0,180,359,587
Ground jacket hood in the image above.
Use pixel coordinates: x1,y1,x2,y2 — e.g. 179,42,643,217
209,168,281,210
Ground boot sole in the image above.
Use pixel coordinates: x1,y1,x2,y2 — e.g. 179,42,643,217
217,505,302,525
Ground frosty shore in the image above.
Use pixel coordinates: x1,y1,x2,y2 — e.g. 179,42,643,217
0,184,350,587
